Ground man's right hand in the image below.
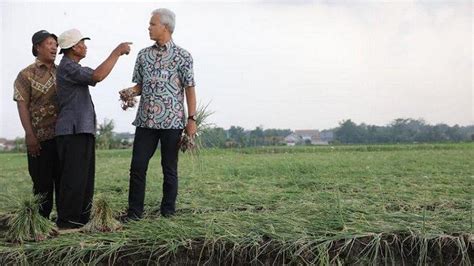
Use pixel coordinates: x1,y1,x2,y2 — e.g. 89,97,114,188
115,42,133,56
25,133,41,157
93,42,134,82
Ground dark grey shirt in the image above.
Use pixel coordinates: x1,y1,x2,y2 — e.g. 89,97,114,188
55,56,97,136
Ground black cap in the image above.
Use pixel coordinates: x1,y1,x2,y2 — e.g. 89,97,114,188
31,30,58,57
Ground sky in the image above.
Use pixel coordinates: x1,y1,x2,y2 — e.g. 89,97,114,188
0,0,472,139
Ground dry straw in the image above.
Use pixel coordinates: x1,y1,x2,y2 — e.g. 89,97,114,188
178,102,214,155
82,194,122,233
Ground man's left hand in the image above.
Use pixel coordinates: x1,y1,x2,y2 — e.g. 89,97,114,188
186,120,197,137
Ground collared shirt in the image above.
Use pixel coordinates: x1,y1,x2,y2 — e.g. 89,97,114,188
55,56,97,136
132,40,195,129
13,60,59,142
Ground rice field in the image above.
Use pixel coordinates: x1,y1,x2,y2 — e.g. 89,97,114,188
0,143,473,264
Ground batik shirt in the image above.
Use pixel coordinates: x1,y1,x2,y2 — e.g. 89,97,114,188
132,40,195,129
13,60,58,142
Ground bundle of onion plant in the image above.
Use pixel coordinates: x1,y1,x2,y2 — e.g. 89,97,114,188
82,194,122,233
178,102,214,155
6,194,56,243
119,86,138,110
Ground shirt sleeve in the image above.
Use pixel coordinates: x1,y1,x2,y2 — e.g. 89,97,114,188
179,52,195,88
13,71,29,103
132,52,143,85
66,62,98,87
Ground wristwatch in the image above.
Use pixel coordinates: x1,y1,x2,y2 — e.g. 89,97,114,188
188,114,197,122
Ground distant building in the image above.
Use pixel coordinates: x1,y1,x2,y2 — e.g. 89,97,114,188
284,129,333,145
296,130,320,144
284,133,299,146
0,138,16,151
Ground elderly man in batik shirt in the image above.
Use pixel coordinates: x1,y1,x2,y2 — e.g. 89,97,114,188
122,8,197,220
14,30,60,219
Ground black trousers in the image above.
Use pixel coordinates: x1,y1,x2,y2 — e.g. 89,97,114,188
56,133,95,228
27,138,60,219
128,127,182,218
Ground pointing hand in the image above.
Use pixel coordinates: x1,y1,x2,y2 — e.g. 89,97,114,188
116,42,132,56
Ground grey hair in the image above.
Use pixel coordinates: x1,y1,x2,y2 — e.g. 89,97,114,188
151,8,176,34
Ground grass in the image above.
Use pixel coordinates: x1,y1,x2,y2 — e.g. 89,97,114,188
3,194,56,244
0,143,473,264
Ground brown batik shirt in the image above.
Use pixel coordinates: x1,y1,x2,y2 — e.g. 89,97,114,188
13,59,58,142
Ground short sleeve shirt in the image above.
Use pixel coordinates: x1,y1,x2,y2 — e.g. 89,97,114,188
13,60,58,142
132,40,195,129
55,56,97,136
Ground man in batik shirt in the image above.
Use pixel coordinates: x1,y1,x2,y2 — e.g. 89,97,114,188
14,30,60,219
123,8,197,220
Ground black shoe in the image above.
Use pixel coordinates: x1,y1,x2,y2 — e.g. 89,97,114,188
161,212,175,218
118,214,141,223
56,221,82,229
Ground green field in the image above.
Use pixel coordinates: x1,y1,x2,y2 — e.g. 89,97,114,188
0,143,473,264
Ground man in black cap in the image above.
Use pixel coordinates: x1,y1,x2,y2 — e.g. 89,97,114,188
13,30,60,219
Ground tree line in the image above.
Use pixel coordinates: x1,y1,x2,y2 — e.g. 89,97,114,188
200,126,292,148
333,118,474,144
4,118,473,152
201,118,474,147
73,118,474,149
